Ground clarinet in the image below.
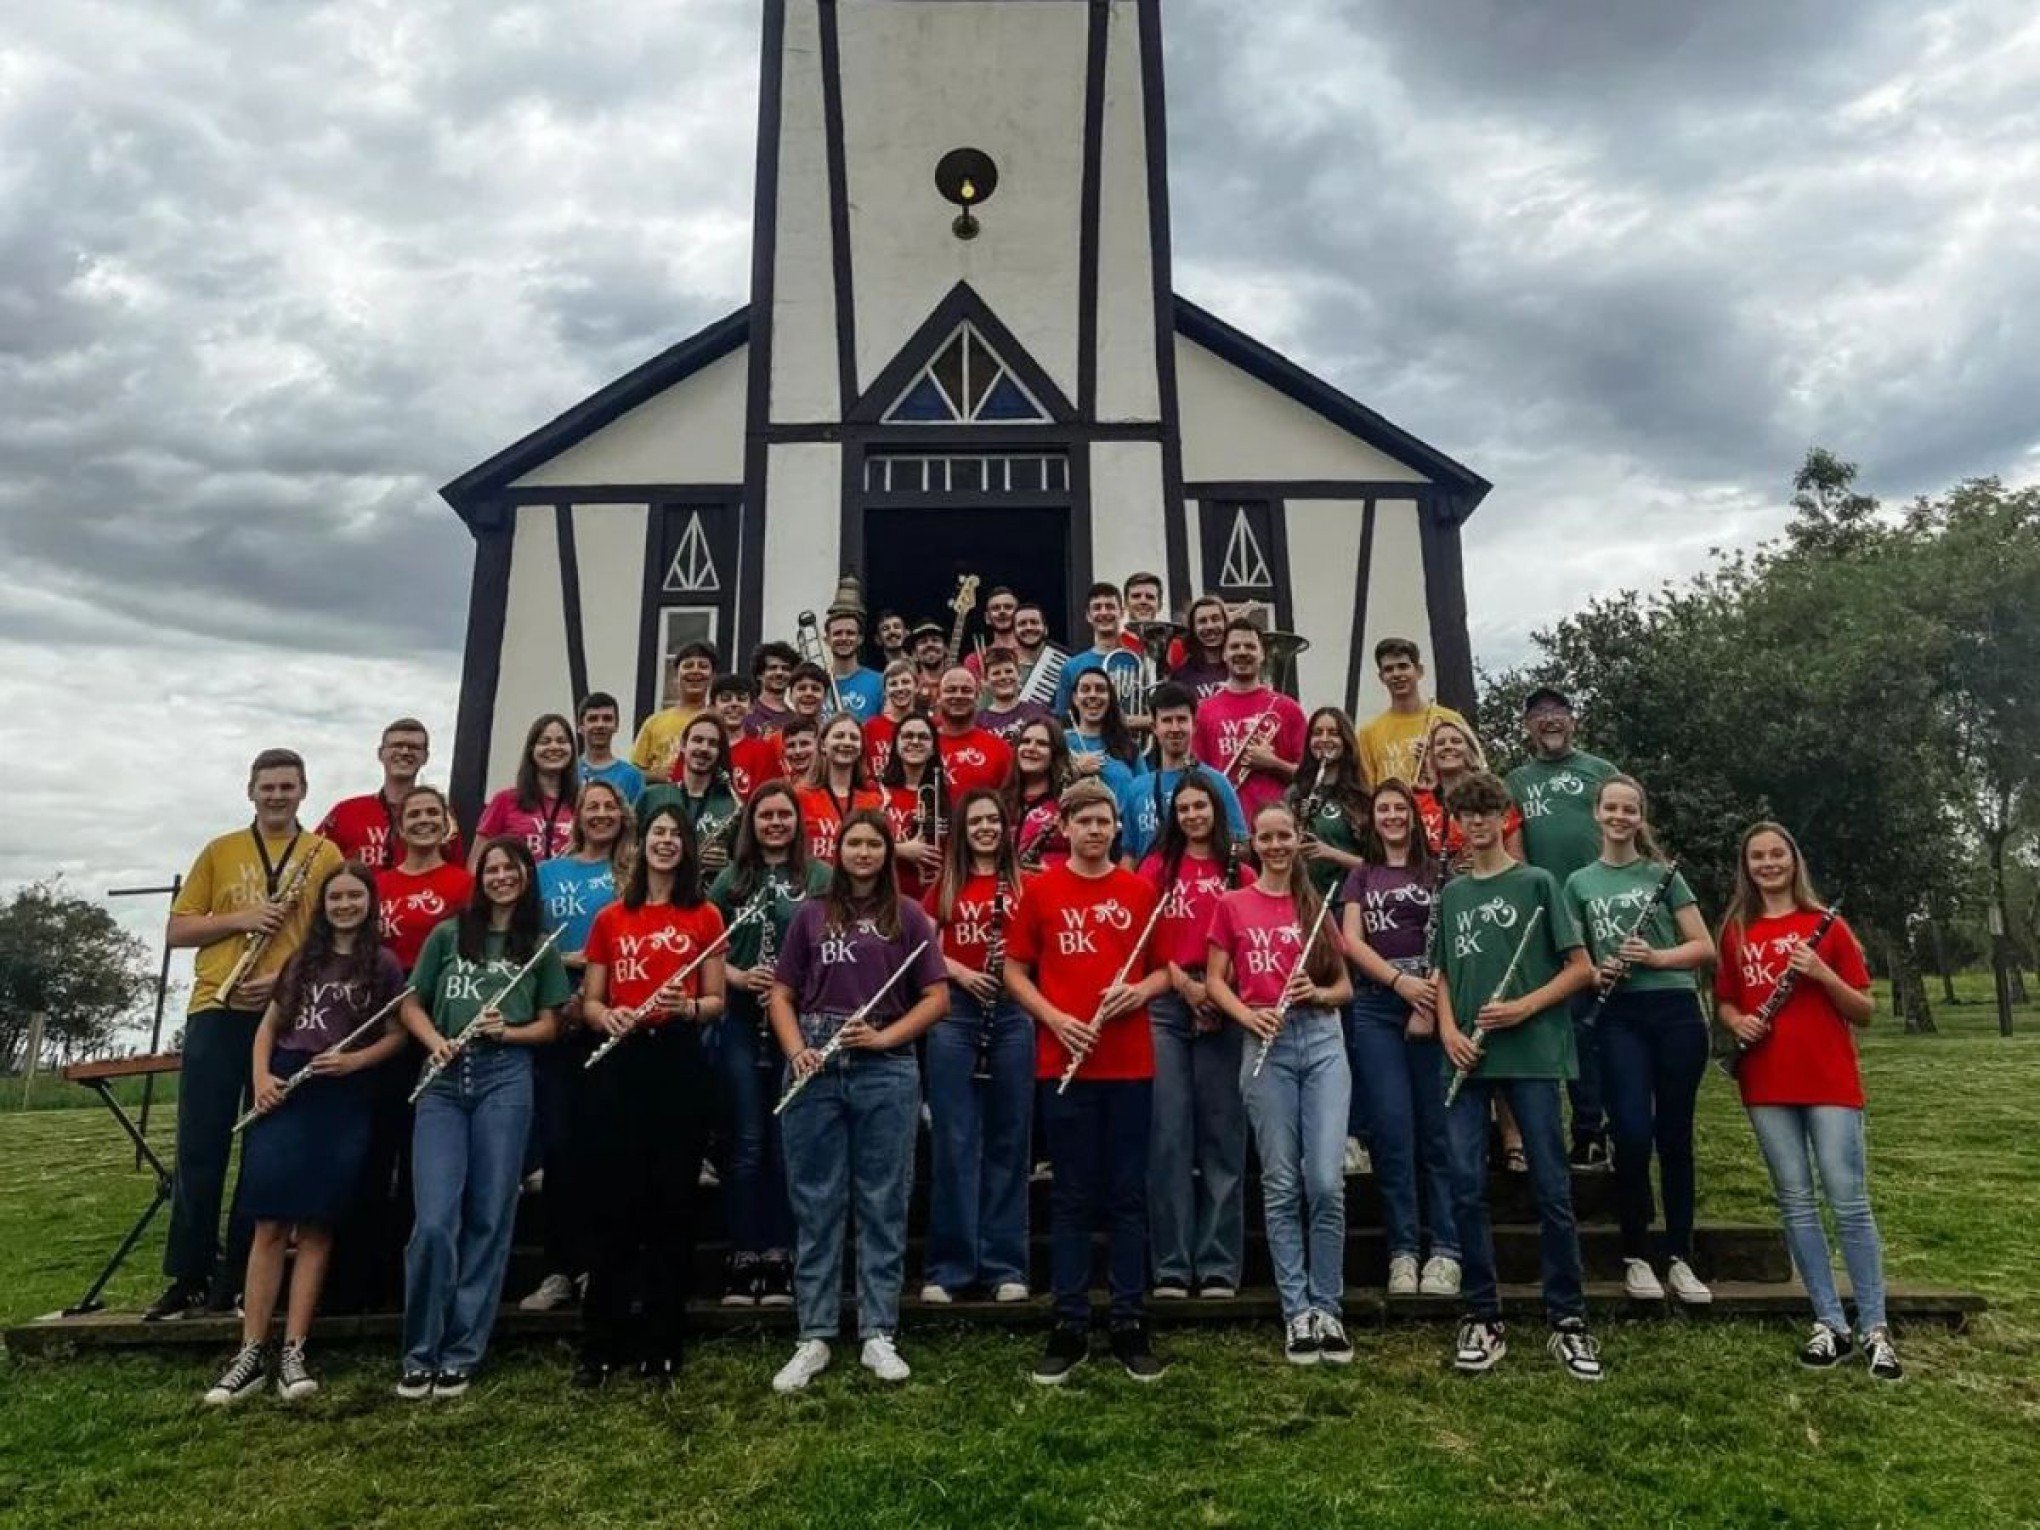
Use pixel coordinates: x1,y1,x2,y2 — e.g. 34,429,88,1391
1720,898,1844,1079
1581,859,1682,1028
972,888,1007,1084
753,879,785,1072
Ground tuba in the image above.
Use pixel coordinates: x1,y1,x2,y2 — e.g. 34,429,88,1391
1128,619,1186,719
1261,628,1312,697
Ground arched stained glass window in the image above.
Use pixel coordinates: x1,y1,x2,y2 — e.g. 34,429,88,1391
881,324,1050,425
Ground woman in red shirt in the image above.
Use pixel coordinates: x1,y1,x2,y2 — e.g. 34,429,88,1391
576,803,727,1386
920,788,1031,1304
880,713,946,899
1716,820,1898,1382
1008,718,1076,871
1137,770,1249,1301
1411,719,1521,867
795,713,885,865
377,786,474,973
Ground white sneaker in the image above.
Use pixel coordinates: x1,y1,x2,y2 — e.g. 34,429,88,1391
1387,1254,1420,1296
1342,1136,1371,1175
519,1272,577,1312
521,1168,544,1194
1623,1258,1666,1300
772,1339,831,1394
1665,1257,1713,1306
698,1160,720,1189
993,1282,1030,1303
1419,1256,1461,1297
861,1334,911,1383
919,1283,953,1304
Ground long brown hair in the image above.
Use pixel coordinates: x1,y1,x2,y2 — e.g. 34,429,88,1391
1367,777,1435,877
933,789,1019,923
274,862,385,1022
1295,706,1372,839
1719,820,1824,947
824,808,901,939
1594,773,1667,864
514,713,579,812
726,780,812,903
807,713,873,792
622,803,703,911
1248,803,1342,987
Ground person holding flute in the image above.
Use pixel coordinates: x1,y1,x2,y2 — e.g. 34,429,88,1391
573,803,727,1387
1431,772,1601,1381
394,837,570,1400
1003,780,1172,1385
1206,803,1354,1365
766,811,948,1394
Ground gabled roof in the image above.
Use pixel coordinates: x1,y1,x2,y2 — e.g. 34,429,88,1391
439,296,1490,524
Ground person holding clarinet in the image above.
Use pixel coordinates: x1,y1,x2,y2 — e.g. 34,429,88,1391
1715,821,1899,1381
1431,772,1602,1381
766,811,949,1394
1003,780,1172,1385
1206,802,1354,1366
1563,775,1714,1306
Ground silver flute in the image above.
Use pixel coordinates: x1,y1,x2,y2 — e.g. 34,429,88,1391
773,940,931,1116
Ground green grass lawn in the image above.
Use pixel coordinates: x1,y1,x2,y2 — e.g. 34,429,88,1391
2,987,2037,1529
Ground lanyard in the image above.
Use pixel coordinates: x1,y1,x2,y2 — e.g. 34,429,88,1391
250,825,304,896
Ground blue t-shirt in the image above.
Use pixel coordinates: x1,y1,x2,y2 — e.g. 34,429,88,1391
1117,765,1247,864
537,856,619,956
1064,732,1136,799
578,756,646,807
1052,645,1146,721
827,667,885,721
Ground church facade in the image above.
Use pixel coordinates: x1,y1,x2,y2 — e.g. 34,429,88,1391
441,0,1489,820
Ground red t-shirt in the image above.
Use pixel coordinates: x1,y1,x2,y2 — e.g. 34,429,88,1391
794,784,886,864
1415,789,1523,858
883,783,943,899
1014,796,1069,871
1135,851,1237,971
1006,862,1161,1082
728,736,785,801
319,792,466,871
374,863,474,972
937,726,1014,796
863,715,901,780
584,899,727,1030
1207,883,1313,1009
1715,910,1870,1109
922,872,1024,971
1191,687,1308,822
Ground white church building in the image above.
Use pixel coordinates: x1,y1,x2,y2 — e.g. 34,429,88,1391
441,0,1489,819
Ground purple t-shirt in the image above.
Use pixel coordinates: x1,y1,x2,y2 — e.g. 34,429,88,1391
1168,658,1229,701
1338,863,1438,979
276,948,407,1055
980,700,1054,745
775,898,947,1023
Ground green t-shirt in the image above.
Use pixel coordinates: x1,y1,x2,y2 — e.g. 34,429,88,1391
1430,861,1582,1080
410,921,573,1038
1296,791,1367,899
707,861,832,970
637,780,743,841
1506,751,1620,884
1563,858,1698,994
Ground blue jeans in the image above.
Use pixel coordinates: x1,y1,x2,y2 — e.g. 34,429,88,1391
1241,1008,1349,1320
1746,1105,1888,1335
1598,989,1708,1260
1347,989,1459,1262
1147,991,1247,1288
1446,1075,1584,1325
1568,991,1606,1144
777,1022,920,1340
924,990,1034,1292
1042,1079,1152,1326
403,1043,534,1375
720,992,794,1258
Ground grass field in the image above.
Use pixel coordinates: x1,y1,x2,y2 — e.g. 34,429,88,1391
2,984,2037,1529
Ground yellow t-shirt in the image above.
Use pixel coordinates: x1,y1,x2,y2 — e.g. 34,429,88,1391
174,828,344,1013
628,706,701,779
1358,703,1471,791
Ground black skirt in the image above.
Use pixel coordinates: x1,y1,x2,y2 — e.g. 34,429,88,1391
239,1049,373,1224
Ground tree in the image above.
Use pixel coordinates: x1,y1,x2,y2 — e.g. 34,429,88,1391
0,881,155,1070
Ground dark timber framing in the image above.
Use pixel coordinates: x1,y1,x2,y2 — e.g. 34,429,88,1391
1137,0,1192,608
736,0,789,665
817,0,858,415
1345,499,1379,719
450,527,514,832
554,505,589,709
1075,0,1109,417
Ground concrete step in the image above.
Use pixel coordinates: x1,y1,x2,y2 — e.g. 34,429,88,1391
6,1281,1985,1356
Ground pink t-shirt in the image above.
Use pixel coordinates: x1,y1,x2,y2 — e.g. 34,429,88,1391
1206,883,1310,1008
1136,851,1235,971
1191,687,1308,822
475,790,574,862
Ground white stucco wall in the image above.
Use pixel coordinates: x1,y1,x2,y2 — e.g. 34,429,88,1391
836,0,1090,403
509,346,748,487
572,502,651,707
1174,336,1428,484
1087,440,1167,594
1355,499,1430,717
1281,499,1368,707
1092,0,1160,422
769,0,843,424
489,505,576,793
760,443,844,643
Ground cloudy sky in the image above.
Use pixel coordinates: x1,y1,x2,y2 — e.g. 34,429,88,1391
5,0,2036,985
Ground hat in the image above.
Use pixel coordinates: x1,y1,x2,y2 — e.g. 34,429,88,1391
910,620,946,642
1523,685,1574,714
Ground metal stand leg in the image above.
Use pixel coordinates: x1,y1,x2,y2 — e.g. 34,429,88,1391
64,1080,175,1317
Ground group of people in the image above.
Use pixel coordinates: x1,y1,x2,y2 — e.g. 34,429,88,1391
154,573,1904,1409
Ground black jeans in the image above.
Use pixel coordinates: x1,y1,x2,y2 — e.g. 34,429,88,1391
164,1007,260,1285
1597,989,1709,1260
1042,1079,1152,1326
532,1034,593,1276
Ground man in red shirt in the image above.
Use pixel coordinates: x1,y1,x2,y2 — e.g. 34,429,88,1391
932,666,1014,795
1191,619,1307,823
1004,780,1170,1385
317,718,464,870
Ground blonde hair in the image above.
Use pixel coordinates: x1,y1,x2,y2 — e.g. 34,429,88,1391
1413,716,1488,791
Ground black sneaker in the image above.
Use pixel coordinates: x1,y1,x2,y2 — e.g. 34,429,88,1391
1864,1328,1903,1383
1151,1279,1190,1301
1546,1318,1605,1382
143,1278,207,1323
202,1341,269,1406
1799,1321,1854,1370
1314,1310,1354,1366
760,1254,794,1308
1454,1316,1507,1374
572,1357,614,1389
1196,1277,1237,1300
275,1339,319,1401
395,1368,435,1400
638,1356,678,1388
1031,1323,1089,1386
1109,1321,1168,1383
205,1281,244,1316
723,1251,761,1307
1284,1313,1320,1366
1568,1137,1612,1173
431,1370,471,1398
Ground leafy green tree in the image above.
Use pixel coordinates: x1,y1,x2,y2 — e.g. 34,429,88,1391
0,881,154,1069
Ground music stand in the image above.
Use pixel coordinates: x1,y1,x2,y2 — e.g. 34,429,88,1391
59,1053,182,1315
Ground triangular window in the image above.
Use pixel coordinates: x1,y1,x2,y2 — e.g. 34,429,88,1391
881,324,1049,425
1220,506,1272,588
663,511,721,593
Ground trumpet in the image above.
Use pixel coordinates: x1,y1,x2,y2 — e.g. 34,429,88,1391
774,940,932,1115
1223,709,1279,785
232,986,415,1134
585,892,770,1069
1249,896,1337,1078
218,837,326,1007
1056,896,1171,1094
1444,907,1546,1106
410,929,563,1103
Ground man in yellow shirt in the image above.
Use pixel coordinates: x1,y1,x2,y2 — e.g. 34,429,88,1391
628,640,718,779
146,748,343,1321
1356,637,1472,789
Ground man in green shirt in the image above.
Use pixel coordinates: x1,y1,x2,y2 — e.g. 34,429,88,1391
1432,771,1602,1382
1504,686,1620,1172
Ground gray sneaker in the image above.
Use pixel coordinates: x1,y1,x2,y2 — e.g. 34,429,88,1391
276,1340,319,1401
203,1342,268,1406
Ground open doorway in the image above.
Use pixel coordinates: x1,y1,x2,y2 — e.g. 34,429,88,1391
860,506,1072,657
